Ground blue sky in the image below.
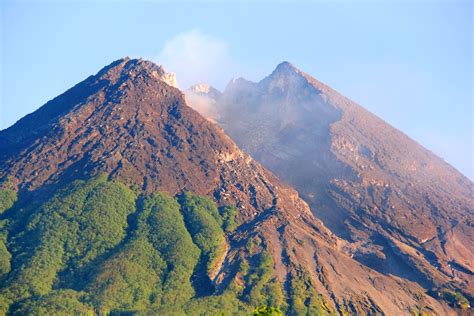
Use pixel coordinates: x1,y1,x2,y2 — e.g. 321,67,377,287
1,0,472,179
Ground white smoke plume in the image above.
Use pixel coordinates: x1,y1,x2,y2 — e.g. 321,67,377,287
156,29,234,90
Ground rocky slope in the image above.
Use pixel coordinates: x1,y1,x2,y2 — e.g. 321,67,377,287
186,61,474,310
0,58,458,314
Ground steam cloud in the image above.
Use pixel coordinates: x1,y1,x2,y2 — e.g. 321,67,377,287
156,29,234,90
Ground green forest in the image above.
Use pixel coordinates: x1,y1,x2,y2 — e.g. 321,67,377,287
0,176,333,315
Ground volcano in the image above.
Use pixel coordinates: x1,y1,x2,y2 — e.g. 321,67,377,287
0,58,466,314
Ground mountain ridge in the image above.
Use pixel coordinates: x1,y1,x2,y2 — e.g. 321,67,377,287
0,58,458,314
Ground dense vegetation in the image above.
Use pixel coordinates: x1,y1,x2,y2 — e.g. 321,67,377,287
179,192,226,275
0,176,333,315
240,244,286,310
0,182,16,278
0,188,16,215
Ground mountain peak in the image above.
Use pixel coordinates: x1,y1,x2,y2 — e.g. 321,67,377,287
0,57,181,161
274,60,297,71
265,61,307,83
96,58,176,86
271,61,302,77
259,61,311,92
90,57,179,89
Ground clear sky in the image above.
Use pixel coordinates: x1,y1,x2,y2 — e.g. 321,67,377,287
1,0,472,179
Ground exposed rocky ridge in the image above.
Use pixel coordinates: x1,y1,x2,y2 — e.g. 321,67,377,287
186,61,474,306
0,58,456,314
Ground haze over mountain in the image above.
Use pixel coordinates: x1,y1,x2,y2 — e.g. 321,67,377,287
186,61,474,310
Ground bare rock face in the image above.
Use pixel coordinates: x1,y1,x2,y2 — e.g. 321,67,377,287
186,61,474,305
0,58,459,314
160,71,178,88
